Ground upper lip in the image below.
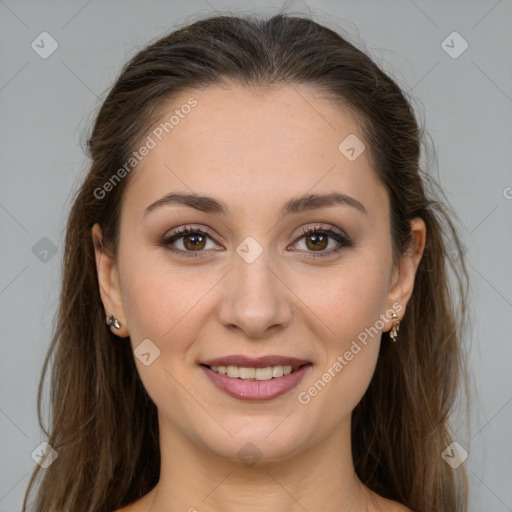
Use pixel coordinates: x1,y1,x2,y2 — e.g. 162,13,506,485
201,355,311,370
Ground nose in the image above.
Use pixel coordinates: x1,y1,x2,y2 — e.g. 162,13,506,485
217,247,293,339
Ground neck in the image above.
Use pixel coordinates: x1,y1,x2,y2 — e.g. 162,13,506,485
148,415,372,512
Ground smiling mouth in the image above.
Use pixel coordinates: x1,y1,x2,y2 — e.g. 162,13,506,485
200,362,313,401
203,364,304,381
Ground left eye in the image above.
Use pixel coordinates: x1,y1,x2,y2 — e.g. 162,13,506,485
292,228,347,253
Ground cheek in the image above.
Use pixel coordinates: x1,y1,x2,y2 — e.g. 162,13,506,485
297,253,391,343
117,252,204,418
118,244,197,341
293,254,390,408
118,246,217,389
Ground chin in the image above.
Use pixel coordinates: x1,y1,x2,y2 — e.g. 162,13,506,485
194,415,316,464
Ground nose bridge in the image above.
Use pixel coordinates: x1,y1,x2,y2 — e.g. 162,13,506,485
218,238,291,336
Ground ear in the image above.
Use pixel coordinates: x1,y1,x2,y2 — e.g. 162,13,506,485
91,223,129,338
385,217,426,329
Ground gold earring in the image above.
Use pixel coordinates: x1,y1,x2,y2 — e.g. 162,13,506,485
389,312,400,343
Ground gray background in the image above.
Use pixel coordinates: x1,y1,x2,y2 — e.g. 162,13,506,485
1,0,511,510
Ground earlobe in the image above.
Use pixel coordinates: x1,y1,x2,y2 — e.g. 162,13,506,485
91,223,129,338
385,217,426,330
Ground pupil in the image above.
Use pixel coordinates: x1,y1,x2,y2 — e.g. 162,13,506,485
308,234,327,250
186,234,204,249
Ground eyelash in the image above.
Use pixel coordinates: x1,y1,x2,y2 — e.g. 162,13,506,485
160,225,352,260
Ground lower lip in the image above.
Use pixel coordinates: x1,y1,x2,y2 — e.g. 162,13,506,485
201,364,313,401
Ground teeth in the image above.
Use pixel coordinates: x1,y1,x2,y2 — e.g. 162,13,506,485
272,366,284,378
255,367,273,380
209,364,294,380
239,367,256,379
227,365,239,378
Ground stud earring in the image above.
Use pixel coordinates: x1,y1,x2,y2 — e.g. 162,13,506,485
107,314,121,330
389,312,400,342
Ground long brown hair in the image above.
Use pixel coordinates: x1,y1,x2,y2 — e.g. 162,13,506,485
23,11,470,512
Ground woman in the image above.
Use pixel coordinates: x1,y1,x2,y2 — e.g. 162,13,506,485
23,11,470,512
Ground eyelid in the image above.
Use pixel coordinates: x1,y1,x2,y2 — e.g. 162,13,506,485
160,223,351,258
161,225,222,250
162,224,214,239
292,224,348,243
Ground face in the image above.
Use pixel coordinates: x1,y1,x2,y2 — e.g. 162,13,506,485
93,83,424,463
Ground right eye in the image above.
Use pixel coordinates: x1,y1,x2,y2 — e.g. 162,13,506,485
160,226,222,258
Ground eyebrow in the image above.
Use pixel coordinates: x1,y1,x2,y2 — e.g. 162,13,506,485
143,191,368,218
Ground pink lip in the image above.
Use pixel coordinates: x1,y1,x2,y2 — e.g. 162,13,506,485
201,355,311,369
200,362,313,401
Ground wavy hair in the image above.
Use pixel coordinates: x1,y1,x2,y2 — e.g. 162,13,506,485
23,11,470,512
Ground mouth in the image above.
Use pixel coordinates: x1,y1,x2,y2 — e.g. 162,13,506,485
204,363,301,380
199,355,313,401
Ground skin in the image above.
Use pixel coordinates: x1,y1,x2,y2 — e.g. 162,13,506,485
92,83,425,512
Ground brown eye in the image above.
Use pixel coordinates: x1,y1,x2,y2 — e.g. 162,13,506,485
161,226,219,258
292,226,352,258
304,232,329,251
182,233,207,251
161,225,351,259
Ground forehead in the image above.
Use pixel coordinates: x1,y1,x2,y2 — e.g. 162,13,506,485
121,83,388,222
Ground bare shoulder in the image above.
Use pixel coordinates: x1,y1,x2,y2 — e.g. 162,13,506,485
377,501,411,512
380,498,412,511
371,492,412,512
112,504,138,512
112,502,144,512
112,487,157,512
389,504,412,512
112,488,411,512
383,501,412,511
113,497,411,512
